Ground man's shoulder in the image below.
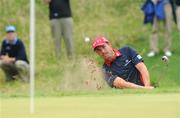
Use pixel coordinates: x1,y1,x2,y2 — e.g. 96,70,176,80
119,46,139,58
119,46,130,53
2,39,6,44
1,39,8,46
16,39,24,44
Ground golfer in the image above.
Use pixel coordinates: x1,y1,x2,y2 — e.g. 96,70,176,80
92,36,154,89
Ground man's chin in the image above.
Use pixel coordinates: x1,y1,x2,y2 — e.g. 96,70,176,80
104,56,111,60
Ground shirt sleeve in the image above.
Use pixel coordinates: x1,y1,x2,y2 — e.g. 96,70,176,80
102,67,117,88
126,46,143,65
15,41,27,61
0,41,6,56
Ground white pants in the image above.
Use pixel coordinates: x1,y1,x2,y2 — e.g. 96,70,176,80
50,17,74,58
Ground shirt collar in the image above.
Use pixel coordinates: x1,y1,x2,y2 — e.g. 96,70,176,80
104,49,122,66
5,37,18,45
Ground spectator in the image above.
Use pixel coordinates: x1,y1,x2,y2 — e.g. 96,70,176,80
0,25,29,82
92,36,154,89
44,0,74,58
176,0,180,30
142,0,173,57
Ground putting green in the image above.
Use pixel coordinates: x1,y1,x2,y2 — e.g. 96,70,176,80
0,94,180,118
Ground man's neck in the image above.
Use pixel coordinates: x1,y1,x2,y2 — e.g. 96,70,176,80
5,37,18,44
104,49,121,66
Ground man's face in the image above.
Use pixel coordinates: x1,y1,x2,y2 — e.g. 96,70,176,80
95,43,114,60
6,32,16,41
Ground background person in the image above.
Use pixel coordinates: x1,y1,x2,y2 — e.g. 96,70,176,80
142,0,173,57
0,25,29,82
92,36,154,89
44,0,74,58
176,0,180,30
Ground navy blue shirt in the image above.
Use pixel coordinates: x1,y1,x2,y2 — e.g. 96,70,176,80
176,0,180,5
49,0,72,19
0,38,29,63
103,46,143,88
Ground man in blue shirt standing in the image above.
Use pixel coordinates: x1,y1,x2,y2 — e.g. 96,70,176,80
0,25,29,82
92,36,154,89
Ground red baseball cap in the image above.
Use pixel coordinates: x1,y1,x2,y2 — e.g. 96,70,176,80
92,36,109,49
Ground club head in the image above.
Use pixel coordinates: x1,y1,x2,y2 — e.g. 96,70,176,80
162,55,168,61
162,56,169,66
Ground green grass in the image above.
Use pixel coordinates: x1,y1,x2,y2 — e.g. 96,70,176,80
0,0,180,97
1,94,180,118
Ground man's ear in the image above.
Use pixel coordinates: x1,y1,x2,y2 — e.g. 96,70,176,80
107,42,112,48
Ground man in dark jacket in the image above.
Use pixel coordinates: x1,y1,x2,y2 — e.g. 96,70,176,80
92,36,154,89
44,0,74,58
0,25,29,82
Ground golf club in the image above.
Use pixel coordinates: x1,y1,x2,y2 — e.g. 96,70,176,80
153,56,169,88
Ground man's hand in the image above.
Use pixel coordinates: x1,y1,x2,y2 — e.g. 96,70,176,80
1,55,15,64
144,86,154,89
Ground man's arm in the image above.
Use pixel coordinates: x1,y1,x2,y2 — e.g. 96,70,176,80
113,77,153,89
1,55,15,64
0,41,6,56
135,62,150,86
16,41,27,61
